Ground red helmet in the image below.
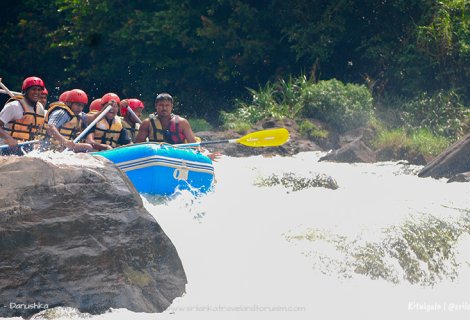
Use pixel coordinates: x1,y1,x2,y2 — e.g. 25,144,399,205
65,89,88,104
22,76,45,92
59,91,70,102
41,87,48,95
89,99,102,112
101,93,121,106
121,98,144,116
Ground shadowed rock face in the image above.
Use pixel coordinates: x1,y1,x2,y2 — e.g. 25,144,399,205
319,137,376,163
418,133,470,180
0,154,186,318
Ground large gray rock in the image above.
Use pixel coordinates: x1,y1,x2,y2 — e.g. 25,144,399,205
319,137,376,163
418,133,470,179
0,154,186,318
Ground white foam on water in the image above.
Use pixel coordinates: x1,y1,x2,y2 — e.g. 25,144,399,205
5,151,470,320
139,153,470,320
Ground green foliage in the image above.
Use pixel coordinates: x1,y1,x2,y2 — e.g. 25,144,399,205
398,90,469,138
220,77,374,133
416,0,470,96
372,128,451,159
409,129,453,157
187,117,213,132
298,119,329,139
1,0,468,117
372,128,408,151
302,79,374,132
219,111,252,133
273,0,436,96
238,84,280,122
230,75,314,123
272,0,353,67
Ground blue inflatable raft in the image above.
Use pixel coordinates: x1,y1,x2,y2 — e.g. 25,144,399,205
94,143,214,195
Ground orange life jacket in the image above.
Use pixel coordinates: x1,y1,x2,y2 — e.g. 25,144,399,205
93,116,123,148
44,102,82,143
3,96,45,141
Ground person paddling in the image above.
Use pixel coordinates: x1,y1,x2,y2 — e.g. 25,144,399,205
0,76,46,155
42,89,95,152
86,93,131,150
88,98,102,114
120,98,144,143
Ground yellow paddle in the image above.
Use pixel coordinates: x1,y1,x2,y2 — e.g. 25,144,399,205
174,128,290,148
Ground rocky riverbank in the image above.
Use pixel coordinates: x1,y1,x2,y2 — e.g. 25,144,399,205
197,118,470,183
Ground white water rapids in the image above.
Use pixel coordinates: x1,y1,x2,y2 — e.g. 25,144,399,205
9,151,470,320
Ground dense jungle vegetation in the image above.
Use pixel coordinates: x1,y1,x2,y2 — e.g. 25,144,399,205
1,0,468,154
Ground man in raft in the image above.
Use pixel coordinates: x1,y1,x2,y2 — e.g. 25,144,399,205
0,76,46,155
39,87,49,110
134,93,220,160
42,88,98,152
88,98,102,114
120,98,144,143
134,93,197,144
85,93,131,150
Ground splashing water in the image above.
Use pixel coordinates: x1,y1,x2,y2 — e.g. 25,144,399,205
8,151,470,320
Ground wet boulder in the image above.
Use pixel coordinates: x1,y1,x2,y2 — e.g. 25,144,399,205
447,171,470,183
419,133,470,179
319,137,376,163
0,154,186,318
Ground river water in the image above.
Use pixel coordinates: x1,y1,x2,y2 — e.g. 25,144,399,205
11,151,470,319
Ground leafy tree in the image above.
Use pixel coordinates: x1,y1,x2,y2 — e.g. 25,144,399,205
1,0,468,118
416,0,469,97
0,0,63,96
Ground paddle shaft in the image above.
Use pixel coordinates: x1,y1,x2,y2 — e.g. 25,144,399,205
72,105,112,143
0,88,22,97
0,79,17,97
0,139,39,150
127,106,142,124
174,139,237,148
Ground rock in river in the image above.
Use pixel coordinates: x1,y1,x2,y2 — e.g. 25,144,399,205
0,153,186,318
418,132,470,180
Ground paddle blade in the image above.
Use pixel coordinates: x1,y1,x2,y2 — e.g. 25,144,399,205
236,128,289,147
